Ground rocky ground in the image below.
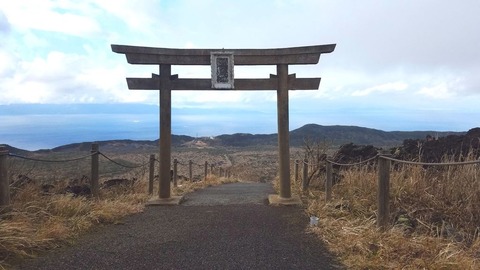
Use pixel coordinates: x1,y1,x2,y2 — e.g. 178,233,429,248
330,128,480,164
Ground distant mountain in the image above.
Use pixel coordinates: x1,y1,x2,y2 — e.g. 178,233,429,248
3,124,467,153
44,135,196,153
0,144,30,156
212,133,277,147
212,124,464,148
289,124,464,147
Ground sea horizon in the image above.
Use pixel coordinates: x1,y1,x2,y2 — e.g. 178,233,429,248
0,104,473,151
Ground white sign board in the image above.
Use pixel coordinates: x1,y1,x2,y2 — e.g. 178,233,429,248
211,52,234,89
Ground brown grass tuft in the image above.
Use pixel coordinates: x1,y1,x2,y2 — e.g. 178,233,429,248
0,181,150,268
303,152,480,269
172,175,238,196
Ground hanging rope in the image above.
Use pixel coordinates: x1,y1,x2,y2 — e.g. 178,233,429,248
8,152,95,163
326,153,480,167
98,152,149,169
380,155,480,166
326,154,379,167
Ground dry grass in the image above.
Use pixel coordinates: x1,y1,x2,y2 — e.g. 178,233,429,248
172,174,238,196
0,171,235,269
300,154,480,269
0,182,149,268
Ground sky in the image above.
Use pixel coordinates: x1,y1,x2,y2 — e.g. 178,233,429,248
1,0,480,134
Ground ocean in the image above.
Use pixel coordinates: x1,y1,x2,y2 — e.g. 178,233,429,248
0,110,279,151
0,114,159,150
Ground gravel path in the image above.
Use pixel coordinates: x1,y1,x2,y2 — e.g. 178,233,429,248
14,182,344,270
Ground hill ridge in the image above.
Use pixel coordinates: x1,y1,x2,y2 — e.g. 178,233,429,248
1,124,467,153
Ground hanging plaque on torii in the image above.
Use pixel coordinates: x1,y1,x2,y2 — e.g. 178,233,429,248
112,44,336,205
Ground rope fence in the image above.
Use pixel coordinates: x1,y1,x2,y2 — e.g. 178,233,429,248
98,152,150,169
7,152,95,163
295,151,480,229
380,155,480,166
0,143,233,208
326,154,379,167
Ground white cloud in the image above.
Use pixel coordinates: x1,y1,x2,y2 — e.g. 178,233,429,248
0,50,149,104
21,31,50,48
4,81,52,103
352,82,408,97
417,83,454,99
93,0,158,28
172,91,263,109
0,10,10,34
22,51,80,80
2,1,100,36
0,50,17,76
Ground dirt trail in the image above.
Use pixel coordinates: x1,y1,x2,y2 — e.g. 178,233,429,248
224,154,233,166
15,182,343,270
182,182,271,206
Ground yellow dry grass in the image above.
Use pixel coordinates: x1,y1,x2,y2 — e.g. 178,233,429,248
298,154,480,269
172,174,238,196
0,174,233,269
0,185,148,268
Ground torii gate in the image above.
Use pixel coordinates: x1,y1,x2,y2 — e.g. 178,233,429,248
111,44,336,205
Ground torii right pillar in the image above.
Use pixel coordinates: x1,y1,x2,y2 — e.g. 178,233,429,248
268,64,300,205
277,64,291,198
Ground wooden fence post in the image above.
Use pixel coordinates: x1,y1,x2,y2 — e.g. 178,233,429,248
189,160,193,182
309,161,314,182
317,159,323,180
0,146,10,210
377,154,391,229
294,160,299,183
149,154,155,195
210,164,214,176
91,143,99,198
173,159,178,187
325,160,333,202
204,161,208,181
302,159,308,191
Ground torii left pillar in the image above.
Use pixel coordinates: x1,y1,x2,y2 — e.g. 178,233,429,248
148,64,183,205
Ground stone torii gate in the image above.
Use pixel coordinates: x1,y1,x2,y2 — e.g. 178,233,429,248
111,44,335,205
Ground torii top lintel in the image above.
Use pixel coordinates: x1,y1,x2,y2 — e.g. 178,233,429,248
111,44,336,65
111,44,336,91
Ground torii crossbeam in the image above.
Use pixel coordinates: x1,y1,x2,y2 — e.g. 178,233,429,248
112,44,336,205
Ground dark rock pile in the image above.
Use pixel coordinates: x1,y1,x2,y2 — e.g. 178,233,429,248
332,143,379,164
330,128,480,165
393,128,480,163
